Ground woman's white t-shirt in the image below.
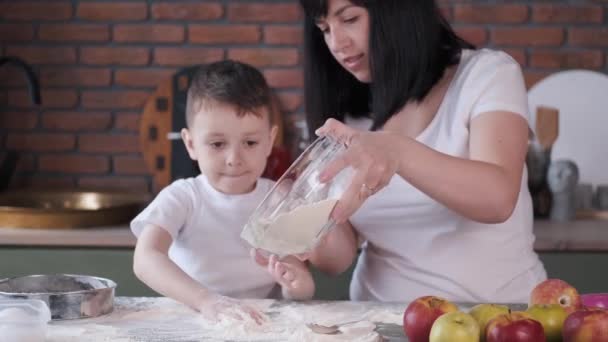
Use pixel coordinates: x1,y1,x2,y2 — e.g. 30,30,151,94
131,175,277,299
347,49,547,304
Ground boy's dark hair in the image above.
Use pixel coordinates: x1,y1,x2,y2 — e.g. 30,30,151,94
299,0,474,137
186,60,273,127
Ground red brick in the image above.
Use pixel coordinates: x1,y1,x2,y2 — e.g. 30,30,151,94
113,155,149,175
14,176,75,189
14,155,36,173
276,92,302,113
154,48,224,66
151,3,223,20
524,71,552,90
502,48,527,67
0,112,38,130
533,5,603,24
492,28,564,47
569,28,608,47
39,24,109,42
42,112,112,131
39,155,109,174
228,48,299,67
79,134,140,153
5,46,77,65
114,112,140,132
82,90,150,109
114,24,184,43
454,27,488,46
530,50,604,69
454,4,528,24
6,133,75,152
0,2,72,21
8,89,78,109
41,67,111,87
77,2,147,21
0,66,29,87
189,25,261,44
80,47,150,66
114,69,175,87
264,26,302,45
228,3,301,23
0,24,34,42
264,69,303,88
78,176,150,192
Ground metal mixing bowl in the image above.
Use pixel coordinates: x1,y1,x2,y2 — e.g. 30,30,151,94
0,274,116,320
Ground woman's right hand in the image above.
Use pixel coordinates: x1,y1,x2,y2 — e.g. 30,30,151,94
316,119,404,223
197,291,266,324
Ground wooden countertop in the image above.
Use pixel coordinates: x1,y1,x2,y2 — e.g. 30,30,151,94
0,225,135,248
1,220,607,251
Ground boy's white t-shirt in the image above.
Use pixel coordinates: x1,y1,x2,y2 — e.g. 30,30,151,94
347,48,547,304
130,175,276,299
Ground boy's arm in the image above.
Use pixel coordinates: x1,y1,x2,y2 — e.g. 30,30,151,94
133,223,210,311
277,256,315,300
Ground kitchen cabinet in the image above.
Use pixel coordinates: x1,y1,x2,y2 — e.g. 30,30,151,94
1,219,607,299
1,248,607,300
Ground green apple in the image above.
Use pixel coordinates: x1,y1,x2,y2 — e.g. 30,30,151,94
526,304,568,342
429,311,480,342
469,304,510,341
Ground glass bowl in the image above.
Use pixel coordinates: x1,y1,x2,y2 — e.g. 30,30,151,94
241,136,353,257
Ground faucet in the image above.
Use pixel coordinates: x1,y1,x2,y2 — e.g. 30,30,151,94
1,56,41,191
0,56,41,105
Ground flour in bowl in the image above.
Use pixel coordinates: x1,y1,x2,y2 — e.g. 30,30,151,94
241,198,338,256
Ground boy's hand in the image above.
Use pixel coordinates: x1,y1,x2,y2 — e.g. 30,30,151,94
251,249,315,300
197,291,266,324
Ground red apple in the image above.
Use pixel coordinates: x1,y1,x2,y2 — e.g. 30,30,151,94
562,307,608,342
581,293,608,309
526,304,568,342
469,303,510,341
403,296,459,342
486,312,546,342
429,311,480,342
530,279,582,314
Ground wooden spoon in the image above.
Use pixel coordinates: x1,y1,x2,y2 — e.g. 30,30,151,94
536,106,559,151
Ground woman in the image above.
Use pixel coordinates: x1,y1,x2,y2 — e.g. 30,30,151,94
298,0,547,303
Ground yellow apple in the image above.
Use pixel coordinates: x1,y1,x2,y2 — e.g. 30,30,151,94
526,304,568,342
429,311,480,342
469,303,510,341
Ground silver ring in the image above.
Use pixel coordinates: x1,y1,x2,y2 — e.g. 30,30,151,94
361,183,376,195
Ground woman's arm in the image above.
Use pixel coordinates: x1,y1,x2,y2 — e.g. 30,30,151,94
133,224,209,310
395,110,528,223
307,220,359,276
318,110,529,224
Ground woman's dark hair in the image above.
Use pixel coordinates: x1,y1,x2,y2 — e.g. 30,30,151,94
299,0,474,136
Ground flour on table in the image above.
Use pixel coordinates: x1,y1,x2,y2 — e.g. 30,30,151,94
242,198,338,256
46,298,403,342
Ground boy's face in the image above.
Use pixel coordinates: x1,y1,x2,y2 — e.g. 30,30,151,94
181,100,278,194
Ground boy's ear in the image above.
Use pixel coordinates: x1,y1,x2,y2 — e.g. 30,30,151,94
268,125,279,156
181,128,198,160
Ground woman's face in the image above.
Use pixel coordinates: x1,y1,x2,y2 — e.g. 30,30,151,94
315,0,371,83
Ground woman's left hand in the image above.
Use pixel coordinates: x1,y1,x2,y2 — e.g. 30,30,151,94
316,119,403,223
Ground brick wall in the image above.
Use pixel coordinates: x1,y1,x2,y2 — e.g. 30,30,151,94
1,1,606,193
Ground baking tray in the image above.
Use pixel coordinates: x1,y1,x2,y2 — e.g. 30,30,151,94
0,189,148,229
0,274,116,320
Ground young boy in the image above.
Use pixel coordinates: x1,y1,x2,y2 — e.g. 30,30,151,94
131,60,314,323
